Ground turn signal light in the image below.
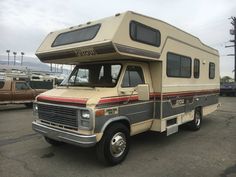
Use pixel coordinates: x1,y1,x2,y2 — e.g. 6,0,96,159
95,109,105,117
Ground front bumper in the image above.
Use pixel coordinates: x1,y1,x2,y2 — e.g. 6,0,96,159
32,121,97,147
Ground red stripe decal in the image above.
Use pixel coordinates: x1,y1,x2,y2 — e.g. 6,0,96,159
37,95,88,104
98,95,139,104
98,92,161,105
98,89,219,105
162,89,219,98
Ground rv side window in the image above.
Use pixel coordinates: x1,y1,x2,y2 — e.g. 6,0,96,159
0,81,5,89
130,21,160,47
52,24,101,47
194,59,200,78
209,62,215,79
122,66,145,87
167,53,191,78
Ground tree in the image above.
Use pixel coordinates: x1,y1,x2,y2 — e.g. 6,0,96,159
221,76,233,83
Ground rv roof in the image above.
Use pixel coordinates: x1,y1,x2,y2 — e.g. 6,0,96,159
36,11,219,64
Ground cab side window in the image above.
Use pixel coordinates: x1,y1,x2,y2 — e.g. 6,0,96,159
122,66,144,87
15,82,30,90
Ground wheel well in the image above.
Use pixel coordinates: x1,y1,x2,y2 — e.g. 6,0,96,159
195,106,202,115
104,119,130,133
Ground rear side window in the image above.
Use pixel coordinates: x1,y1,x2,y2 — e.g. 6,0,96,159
0,81,5,89
130,21,161,47
52,24,101,47
122,66,145,87
209,62,215,79
15,82,30,90
194,59,200,78
167,53,191,78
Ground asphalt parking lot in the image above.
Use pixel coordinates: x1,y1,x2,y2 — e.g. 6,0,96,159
0,97,236,177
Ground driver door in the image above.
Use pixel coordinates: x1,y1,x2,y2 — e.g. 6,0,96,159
118,64,153,124
13,81,34,101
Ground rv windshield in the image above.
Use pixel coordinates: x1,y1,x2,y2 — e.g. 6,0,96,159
61,63,122,87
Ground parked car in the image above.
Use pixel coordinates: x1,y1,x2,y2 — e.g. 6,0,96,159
0,77,47,107
220,82,236,96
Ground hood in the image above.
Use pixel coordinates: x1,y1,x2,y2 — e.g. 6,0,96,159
37,87,117,106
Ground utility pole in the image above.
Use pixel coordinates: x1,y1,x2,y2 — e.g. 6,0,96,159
13,52,17,65
21,52,24,66
226,17,236,82
234,17,236,82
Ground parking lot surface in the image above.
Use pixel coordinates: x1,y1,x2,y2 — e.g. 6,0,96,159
0,97,236,177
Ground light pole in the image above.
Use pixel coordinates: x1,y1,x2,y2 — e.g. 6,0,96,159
6,50,10,65
13,52,17,65
21,52,25,66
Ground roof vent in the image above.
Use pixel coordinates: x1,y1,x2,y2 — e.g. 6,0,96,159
87,21,91,25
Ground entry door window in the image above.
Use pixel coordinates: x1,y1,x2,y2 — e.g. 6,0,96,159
121,66,145,87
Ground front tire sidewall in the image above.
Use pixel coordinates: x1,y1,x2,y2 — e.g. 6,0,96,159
97,123,130,166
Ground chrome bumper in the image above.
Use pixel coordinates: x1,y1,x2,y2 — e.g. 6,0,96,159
32,121,97,147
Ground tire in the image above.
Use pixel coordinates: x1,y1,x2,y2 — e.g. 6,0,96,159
187,108,202,131
44,136,63,146
96,123,130,166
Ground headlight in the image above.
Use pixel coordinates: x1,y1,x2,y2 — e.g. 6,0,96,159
81,110,90,119
33,103,38,115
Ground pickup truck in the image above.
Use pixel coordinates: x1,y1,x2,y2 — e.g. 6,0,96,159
0,78,46,107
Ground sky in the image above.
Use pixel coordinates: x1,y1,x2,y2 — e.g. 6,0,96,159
0,0,236,77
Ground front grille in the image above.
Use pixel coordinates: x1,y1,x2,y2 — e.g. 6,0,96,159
38,103,78,129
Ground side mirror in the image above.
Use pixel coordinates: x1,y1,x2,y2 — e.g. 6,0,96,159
136,84,150,101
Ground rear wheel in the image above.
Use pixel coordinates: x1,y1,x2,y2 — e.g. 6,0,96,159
187,108,202,131
96,123,130,166
44,136,62,146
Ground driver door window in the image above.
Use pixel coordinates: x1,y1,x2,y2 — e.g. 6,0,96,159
122,66,145,87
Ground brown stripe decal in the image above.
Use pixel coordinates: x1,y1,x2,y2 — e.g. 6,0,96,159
98,92,161,105
114,43,161,59
36,50,76,61
162,89,219,99
36,42,115,62
97,89,219,105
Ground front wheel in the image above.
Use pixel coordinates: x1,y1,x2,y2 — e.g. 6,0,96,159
96,123,130,166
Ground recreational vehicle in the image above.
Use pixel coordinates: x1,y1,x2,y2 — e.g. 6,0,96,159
32,11,220,165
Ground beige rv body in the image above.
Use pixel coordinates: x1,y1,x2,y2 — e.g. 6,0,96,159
33,11,219,164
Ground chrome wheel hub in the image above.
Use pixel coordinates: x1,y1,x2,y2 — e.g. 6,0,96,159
195,113,201,126
110,132,126,158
